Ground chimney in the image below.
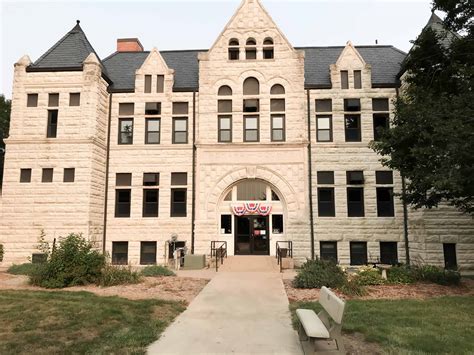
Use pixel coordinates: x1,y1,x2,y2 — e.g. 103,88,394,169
117,38,144,52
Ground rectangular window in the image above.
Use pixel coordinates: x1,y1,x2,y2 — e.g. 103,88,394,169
47,110,58,138
316,115,332,142
27,93,38,107
144,75,152,93
443,243,457,270
373,114,389,141
218,100,232,113
344,99,361,112
347,171,364,185
143,173,159,186
350,242,367,265
341,71,349,89
317,171,334,185
345,114,361,142
246,48,257,60
347,187,364,217
145,102,161,115
263,47,274,59
271,115,285,142
63,168,75,183
145,118,160,144
354,70,362,89
171,188,187,217
315,99,332,113
157,75,164,93
272,214,284,234
48,93,59,107
221,215,232,234
244,116,259,142
270,99,285,112
20,168,32,183
372,98,389,112
320,241,337,263
171,172,187,186
380,242,398,265
116,173,132,186
318,188,335,217
229,48,239,60
140,242,157,265
69,93,80,106
376,171,393,185
143,189,159,217
172,102,189,115
376,187,394,217
172,118,188,144
218,116,232,142
243,99,259,113
115,189,131,217
119,103,134,116
112,242,128,265
42,168,53,183
118,118,134,144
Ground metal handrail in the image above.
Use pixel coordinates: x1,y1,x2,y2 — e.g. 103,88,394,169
211,241,227,272
276,241,293,273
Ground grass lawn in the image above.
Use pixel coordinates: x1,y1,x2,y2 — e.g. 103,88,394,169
0,290,185,354
291,296,474,354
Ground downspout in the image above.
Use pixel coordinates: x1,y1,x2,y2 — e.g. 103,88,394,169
306,89,315,260
102,93,113,254
191,91,197,254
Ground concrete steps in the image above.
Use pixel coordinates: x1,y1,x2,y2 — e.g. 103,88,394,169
218,255,279,272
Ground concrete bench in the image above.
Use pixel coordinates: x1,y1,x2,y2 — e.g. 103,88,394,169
296,286,346,354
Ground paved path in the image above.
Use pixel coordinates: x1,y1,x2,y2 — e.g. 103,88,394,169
148,257,302,354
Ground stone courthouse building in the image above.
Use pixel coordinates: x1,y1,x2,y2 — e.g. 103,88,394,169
1,0,473,271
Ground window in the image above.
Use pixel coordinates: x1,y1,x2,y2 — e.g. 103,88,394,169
32,253,47,263
219,100,232,113
350,242,367,265
376,171,393,185
218,116,232,142
173,102,188,115
380,242,398,265
271,115,285,142
27,93,38,107
118,118,133,144
341,71,349,89
270,99,285,112
246,38,257,59
171,188,187,217
140,242,157,265
315,99,332,113
316,116,332,142
218,85,233,96
228,39,239,60
243,77,259,95
263,37,274,59
144,75,152,93
48,93,59,107
112,242,128,265
172,118,188,144
221,215,232,234
119,103,134,116
244,116,259,142
318,188,335,217
20,168,32,183
115,189,131,217
270,84,285,95
224,191,232,201
143,173,159,186
143,189,159,217
320,241,337,262
171,172,188,185
317,171,334,185
157,75,164,93
347,171,364,185
237,180,267,201
63,168,75,183
243,99,259,113
271,190,280,201
42,168,53,183
373,114,389,141
354,70,362,89
376,188,394,217
145,118,160,144
116,173,132,186
69,93,80,106
145,102,161,115
47,110,58,138
443,243,457,270
272,214,284,234
345,115,361,142
344,99,361,112
347,187,364,217
372,98,389,112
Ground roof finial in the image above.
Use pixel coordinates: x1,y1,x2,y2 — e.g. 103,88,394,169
76,20,80,25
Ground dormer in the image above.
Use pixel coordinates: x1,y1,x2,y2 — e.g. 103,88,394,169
330,41,372,90
135,48,175,94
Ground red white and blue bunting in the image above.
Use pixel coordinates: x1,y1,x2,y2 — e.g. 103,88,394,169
231,203,272,216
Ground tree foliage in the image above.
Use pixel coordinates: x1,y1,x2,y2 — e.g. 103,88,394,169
0,94,11,151
371,1,474,214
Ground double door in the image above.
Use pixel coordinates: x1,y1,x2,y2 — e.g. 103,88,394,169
235,215,269,255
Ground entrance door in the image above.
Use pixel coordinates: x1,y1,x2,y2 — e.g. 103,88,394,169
235,215,269,255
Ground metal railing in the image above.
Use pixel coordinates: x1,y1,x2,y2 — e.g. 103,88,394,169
210,241,227,272
276,241,293,273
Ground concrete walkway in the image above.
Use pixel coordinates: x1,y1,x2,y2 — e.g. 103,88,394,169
148,257,302,354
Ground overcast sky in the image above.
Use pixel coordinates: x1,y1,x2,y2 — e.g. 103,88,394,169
1,0,435,98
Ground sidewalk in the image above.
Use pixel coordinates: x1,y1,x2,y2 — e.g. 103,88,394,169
148,259,302,354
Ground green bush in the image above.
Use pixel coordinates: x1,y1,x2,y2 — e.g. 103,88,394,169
340,279,367,297
353,266,386,286
0,244,4,262
98,265,142,287
293,258,346,289
387,265,416,284
413,265,461,286
7,263,39,276
141,265,176,277
30,233,106,288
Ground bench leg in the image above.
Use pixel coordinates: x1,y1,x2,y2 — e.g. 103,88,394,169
298,322,309,342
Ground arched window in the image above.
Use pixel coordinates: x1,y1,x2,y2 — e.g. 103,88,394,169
218,85,233,96
218,86,233,143
270,84,285,95
263,37,274,59
243,77,259,96
246,38,257,60
243,77,260,142
228,39,239,60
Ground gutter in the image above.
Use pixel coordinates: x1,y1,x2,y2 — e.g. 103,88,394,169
102,93,113,254
306,89,315,260
191,91,197,254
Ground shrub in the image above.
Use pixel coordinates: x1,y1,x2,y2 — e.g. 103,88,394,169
30,233,106,288
0,244,3,262
141,265,176,277
387,265,416,284
7,263,39,276
293,258,346,289
340,279,367,297
98,265,142,287
413,264,461,286
353,266,386,286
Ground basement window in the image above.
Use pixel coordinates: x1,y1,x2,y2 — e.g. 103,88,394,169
380,242,398,265
140,242,157,265
350,242,367,265
320,241,337,263
112,242,128,265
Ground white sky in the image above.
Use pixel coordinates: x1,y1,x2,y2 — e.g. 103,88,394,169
0,0,434,99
